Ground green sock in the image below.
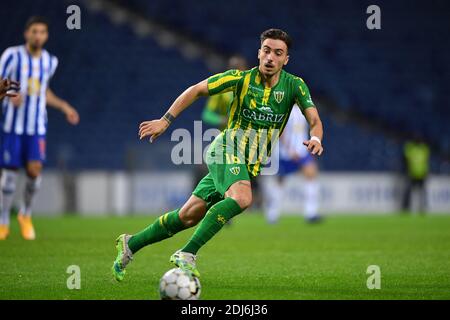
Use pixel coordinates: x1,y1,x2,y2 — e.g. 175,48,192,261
181,197,243,255
128,209,187,254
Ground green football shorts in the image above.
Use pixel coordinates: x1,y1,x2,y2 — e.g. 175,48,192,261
193,132,252,209
192,162,250,210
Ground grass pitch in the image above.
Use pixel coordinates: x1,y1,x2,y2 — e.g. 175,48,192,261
1,212,449,300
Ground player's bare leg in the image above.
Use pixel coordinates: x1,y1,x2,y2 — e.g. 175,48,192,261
224,180,253,209
178,195,208,227
173,180,251,277
113,195,207,281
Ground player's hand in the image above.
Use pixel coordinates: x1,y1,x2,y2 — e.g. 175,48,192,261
139,119,169,143
64,104,80,125
0,79,20,101
303,139,324,156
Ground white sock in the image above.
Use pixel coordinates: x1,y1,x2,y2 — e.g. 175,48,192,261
304,180,319,219
20,176,42,217
263,178,283,223
1,169,18,226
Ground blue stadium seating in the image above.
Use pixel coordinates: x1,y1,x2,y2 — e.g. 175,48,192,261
0,0,448,172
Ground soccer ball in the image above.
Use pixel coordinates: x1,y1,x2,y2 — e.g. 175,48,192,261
159,268,201,300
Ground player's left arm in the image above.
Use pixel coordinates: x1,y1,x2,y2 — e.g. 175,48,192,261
46,88,79,125
295,78,324,156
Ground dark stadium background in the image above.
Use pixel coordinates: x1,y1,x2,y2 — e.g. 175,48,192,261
1,0,450,301
1,0,449,173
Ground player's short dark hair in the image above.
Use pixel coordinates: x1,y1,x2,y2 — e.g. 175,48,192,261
24,16,49,31
260,29,292,50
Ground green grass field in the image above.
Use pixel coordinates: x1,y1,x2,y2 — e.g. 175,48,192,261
1,212,449,300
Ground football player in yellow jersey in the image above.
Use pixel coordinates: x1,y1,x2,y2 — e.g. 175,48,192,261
113,29,324,280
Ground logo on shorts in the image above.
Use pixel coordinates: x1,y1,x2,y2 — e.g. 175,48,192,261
217,214,227,225
274,91,285,103
229,166,240,175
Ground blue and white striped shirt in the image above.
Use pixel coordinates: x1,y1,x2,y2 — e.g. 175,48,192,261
279,105,309,160
0,45,58,136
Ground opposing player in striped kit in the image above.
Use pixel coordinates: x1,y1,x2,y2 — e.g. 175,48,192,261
263,106,322,224
0,17,79,240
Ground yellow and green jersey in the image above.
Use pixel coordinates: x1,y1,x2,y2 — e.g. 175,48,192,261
404,142,430,179
206,67,316,177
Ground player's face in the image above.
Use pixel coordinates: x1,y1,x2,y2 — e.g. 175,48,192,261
258,39,289,77
25,23,48,50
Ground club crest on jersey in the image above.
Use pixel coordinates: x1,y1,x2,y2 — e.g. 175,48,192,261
274,91,284,103
229,166,240,175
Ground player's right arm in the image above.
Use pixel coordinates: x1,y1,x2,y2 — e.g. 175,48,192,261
139,79,208,142
139,69,243,143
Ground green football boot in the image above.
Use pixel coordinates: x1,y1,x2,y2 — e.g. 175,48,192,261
112,234,133,282
170,250,200,278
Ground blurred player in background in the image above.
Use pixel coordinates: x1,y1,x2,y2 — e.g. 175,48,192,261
0,16,79,240
402,135,430,213
263,105,322,224
113,29,324,280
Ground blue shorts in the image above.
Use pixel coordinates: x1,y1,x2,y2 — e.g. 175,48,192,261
0,132,46,168
278,154,314,176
